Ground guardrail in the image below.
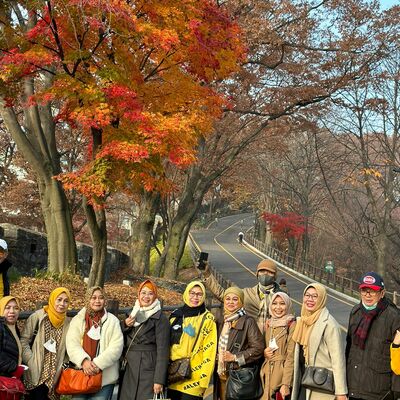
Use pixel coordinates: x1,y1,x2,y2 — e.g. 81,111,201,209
246,233,399,305
19,300,222,321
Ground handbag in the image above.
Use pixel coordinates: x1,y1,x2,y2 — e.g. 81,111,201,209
167,357,191,384
226,364,263,400
55,366,102,395
147,392,171,400
0,376,26,400
167,314,207,384
301,366,334,394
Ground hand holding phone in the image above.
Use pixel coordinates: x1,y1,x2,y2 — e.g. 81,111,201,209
197,252,209,270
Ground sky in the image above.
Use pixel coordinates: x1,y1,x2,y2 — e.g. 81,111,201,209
381,0,399,8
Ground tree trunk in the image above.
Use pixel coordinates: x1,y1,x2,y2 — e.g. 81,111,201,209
130,190,160,275
375,232,388,282
0,77,77,273
85,199,107,287
159,176,210,279
84,128,107,287
38,176,77,273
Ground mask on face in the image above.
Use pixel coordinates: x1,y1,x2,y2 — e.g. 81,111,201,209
258,274,275,287
362,302,378,311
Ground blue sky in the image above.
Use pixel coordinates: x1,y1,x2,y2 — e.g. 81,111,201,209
381,0,399,8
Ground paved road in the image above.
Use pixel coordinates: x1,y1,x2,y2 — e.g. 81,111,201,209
191,213,357,330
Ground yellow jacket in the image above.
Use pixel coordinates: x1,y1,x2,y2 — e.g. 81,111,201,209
169,310,217,397
391,344,400,375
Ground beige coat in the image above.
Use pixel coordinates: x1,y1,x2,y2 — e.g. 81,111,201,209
291,308,347,400
20,309,70,388
260,321,296,400
204,273,277,333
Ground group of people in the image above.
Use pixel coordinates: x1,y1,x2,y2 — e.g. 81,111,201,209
0,243,400,400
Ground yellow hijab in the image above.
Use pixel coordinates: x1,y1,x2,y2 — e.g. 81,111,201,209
182,281,206,307
0,296,20,317
43,287,71,328
292,283,327,363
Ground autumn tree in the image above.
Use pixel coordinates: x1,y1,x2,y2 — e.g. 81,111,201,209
0,0,244,282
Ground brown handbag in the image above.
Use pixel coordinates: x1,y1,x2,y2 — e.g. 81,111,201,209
168,314,207,384
55,367,102,395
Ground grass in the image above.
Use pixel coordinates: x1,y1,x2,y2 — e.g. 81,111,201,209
149,241,193,275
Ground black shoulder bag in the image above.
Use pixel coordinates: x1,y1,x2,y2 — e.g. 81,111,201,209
226,319,263,400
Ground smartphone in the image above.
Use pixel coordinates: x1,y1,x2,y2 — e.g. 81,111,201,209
197,252,209,270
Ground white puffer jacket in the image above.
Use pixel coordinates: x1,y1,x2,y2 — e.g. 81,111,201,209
66,308,123,387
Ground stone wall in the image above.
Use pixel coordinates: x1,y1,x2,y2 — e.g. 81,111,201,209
0,223,129,278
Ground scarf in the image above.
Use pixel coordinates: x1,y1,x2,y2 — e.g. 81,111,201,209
258,282,276,333
217,307,246,376
83,287,106,359
130,298,161,326
170,281,207,345
43,287,71,329
353,297,388,349
292,283,327,363
267,292,295,328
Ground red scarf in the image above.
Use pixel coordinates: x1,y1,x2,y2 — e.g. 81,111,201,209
83,310,105,359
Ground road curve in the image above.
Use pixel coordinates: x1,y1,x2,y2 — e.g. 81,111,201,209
191,213,356,331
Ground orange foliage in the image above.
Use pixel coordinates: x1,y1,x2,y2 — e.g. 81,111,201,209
0,0,245,201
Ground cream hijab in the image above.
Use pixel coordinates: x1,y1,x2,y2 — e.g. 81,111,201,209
292,283,327,363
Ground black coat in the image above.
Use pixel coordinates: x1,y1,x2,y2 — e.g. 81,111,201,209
0,259,12,297
346,300,400,400
119,310,170,400
0,317,20,376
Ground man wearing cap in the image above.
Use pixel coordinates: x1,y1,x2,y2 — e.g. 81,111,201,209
346,271,400,400
200,258,281,333
0,239,12,299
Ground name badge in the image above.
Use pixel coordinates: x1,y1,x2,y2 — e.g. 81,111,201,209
269,337,279,351
44,338,57,353
87,325,101,341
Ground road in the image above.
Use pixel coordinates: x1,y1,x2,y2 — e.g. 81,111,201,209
191,213,357,331
112,213,356,399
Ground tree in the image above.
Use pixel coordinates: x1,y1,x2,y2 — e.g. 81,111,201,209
0,0,244,280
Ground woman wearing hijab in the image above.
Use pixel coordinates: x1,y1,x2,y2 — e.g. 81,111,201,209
21,287,71,400
260,292,296,400
66,286,123,400
168,281,217,400
0,296,24,379
214,286,264,400
119,280,170,400
291,283,347,400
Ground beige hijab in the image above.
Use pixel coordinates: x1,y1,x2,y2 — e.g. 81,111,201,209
292,283,327,363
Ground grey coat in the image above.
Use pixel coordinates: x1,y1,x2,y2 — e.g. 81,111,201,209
119,310,170,400
292,308,347,400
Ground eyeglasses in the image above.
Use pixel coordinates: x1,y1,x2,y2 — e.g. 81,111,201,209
304,293,318,300
189,291,203,298
360,288,381,296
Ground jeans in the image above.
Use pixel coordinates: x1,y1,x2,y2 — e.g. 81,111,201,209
72,384,115,400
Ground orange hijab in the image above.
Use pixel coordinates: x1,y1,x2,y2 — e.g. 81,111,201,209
43,287,71,328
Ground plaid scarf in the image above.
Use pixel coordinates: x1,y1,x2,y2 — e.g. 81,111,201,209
217,308,246,376
353,297,388,349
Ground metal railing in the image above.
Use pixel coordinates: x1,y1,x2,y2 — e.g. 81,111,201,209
246,233,399,305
